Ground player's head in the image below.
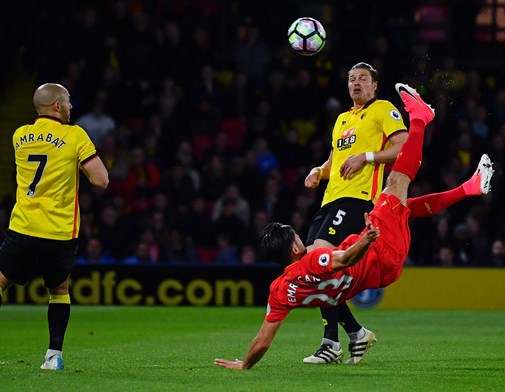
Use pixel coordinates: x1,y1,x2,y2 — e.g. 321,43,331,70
350,62,379,82
259,222,297,265
348,62,379,105
33,83,72,123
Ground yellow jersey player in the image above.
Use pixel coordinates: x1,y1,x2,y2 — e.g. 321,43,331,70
0,83,109,370
303,62,408,364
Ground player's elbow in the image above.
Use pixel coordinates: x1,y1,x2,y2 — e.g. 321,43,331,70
93,175,109,190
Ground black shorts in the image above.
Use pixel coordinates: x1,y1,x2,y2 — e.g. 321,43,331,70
0,229,78,288
306,198,374,246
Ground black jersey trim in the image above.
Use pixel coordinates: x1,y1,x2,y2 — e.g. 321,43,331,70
81,153,97,166
36,115,65,124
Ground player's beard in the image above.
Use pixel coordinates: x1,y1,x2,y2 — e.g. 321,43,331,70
60,106,71,123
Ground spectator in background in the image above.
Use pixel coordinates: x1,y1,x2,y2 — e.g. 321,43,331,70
121,146,161,211
75,100,116,148
204,130,236,163
200,154,229,201
286,69,325,126
97,204,130,261
252,137,278,177
224,72,256,119
232,19,269,86
160,160,197,208
212,183,250,226
123,241,155,265
470,105,490,148
146,210,170,249
137,225,161,263
99,133,129,191
157,84,187,160
246,99,282,150
191,64,225,117
253,174,292,222
436,245,457,267
215,232,240,265
263,70,289,124
465,215,490,264
164,227,198,263
213,197,249,247
289,210,309,245
240,245,257,265
490,239,505,267
228,154,264,205
173,141,201,190
76,237,116,265
179,195,215,249
157,20,193,86
115,11,159,88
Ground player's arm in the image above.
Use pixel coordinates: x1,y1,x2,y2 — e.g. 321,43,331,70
340,131,407,180
331,213,379,271
305,150,332,188
81,156,109,189
214,320,282,370
369,131,408,164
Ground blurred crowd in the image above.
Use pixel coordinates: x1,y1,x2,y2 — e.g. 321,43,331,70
1,0,504,267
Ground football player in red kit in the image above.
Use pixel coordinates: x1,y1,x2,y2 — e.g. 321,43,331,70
214,83,494,370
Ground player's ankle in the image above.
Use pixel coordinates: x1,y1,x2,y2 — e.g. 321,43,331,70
322,338,341,351
348,327,366,342
462,176,480,196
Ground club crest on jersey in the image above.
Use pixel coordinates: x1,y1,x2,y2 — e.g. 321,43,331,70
337,128,356,150
318,253,330,266
390,109,401,120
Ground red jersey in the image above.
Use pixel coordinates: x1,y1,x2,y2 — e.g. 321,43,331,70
266,193,411,323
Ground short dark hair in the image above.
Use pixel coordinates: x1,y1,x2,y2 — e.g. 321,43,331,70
259,222,295,264
350,62,379,83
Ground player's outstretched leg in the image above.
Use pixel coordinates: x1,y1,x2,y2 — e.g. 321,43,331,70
395,83,435,125
386,84,434,189
408,153,494,218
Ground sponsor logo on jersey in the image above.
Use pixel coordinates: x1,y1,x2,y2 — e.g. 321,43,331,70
337,128,356,150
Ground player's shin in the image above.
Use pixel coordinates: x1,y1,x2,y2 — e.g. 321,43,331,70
47,294,71,351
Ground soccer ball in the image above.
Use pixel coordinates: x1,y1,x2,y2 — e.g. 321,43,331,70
287,17,326,56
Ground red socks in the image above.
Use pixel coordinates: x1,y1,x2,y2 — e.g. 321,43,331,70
408,185,468,218
391,119,425,181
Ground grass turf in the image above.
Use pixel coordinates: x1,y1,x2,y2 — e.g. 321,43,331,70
1,306,504,392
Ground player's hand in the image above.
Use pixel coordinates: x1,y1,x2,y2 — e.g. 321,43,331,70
364,213,379,242
214,358,244,370
304,167,322,188
340,155,366,180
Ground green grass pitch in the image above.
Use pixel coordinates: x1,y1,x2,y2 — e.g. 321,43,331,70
1,306,504,392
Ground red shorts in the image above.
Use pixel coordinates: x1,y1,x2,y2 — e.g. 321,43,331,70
368,193,411,287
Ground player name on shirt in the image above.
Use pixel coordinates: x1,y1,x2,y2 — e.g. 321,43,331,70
284,273,354,306
15,132,67,150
